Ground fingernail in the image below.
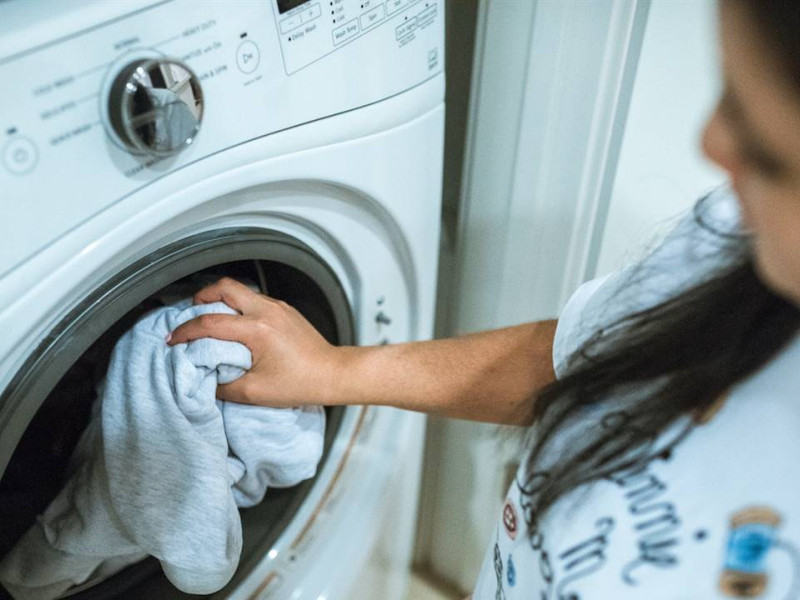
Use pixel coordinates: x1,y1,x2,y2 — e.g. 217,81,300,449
165,332,172,343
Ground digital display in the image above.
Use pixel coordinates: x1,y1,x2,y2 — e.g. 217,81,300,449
277,0,310,15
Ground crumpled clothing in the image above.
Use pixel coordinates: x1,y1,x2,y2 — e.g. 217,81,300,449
0,299,325,599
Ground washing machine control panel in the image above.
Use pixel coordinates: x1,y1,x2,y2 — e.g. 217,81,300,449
0,0,443,279
275,0,437,74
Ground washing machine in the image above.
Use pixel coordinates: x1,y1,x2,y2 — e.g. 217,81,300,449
0,0,444,598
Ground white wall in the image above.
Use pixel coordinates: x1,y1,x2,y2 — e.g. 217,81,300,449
591,0,725,277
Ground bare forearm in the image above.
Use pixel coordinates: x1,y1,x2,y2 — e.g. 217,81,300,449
327,320,558,426
165,279,557,420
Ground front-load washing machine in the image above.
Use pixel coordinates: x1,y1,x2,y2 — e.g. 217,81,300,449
0,1,444,598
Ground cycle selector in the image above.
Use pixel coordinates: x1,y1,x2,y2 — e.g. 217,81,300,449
108,58,203,157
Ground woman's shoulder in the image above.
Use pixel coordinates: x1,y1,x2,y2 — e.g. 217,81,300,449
554,186,745,376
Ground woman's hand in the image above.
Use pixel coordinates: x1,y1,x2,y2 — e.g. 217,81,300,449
166,277,341,406
166,278,557,424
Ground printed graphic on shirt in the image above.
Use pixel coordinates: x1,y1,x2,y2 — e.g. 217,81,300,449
512,410,722,597
493,540,507,600
507,554,516,587
501,406,800,600
516,469,555,597
601,409,702,586
719,506,782,598
554,517,616,599
503,499,518,541
516,467,620,598
607,456,685,585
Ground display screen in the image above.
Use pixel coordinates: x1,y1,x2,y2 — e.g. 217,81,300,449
277,0,310,15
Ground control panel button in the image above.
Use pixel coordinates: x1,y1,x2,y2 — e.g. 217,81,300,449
2,137,38,175
396,17,417,39
418,3,437,26
386,0,408,16
360,5,385,30
236,40,261,74
279,14,302,34
300,3,321,24
332,20,359,45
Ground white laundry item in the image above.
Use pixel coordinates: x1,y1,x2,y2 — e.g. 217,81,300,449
0,299,325,600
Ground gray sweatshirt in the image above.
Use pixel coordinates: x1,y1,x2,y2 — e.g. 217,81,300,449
0,300,325,599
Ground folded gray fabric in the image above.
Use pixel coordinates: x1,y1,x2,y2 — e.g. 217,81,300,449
0,300,325,599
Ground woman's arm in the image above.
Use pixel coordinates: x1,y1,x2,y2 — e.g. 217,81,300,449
167,278,557,426
327,321,557,425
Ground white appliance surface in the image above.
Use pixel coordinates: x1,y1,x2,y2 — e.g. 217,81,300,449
0,0,444,598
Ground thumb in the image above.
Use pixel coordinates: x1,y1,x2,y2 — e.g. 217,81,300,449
216,377,255,405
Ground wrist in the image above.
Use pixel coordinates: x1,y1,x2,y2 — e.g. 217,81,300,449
317,345,367,406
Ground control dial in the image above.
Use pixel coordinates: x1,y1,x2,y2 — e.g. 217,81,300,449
108,58,203,157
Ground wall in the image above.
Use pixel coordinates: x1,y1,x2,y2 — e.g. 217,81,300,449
590,0,725,278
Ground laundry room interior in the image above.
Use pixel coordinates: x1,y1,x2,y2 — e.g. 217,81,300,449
0,0,756,599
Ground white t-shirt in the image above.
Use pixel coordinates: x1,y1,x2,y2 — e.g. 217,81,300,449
471,193,800,600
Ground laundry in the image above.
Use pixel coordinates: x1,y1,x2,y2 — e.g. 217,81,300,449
0,299,325,600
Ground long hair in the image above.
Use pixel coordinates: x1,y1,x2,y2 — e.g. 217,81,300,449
520,0,800,522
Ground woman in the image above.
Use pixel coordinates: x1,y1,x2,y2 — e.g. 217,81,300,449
168,1,800,597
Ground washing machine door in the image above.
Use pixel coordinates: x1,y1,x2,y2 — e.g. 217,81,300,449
0,227,359,599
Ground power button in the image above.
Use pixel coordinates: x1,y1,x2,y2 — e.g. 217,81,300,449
236,40,260,74
3,137,38,175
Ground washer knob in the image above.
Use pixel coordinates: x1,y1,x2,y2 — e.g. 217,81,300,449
108,58,203,157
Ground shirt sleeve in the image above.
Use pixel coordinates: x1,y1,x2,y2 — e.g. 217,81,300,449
552,273,613,379
551,186,741,380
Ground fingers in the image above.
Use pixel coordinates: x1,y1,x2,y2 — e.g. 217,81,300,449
193,277,269,314
216,379,253,404
167,312,254,346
